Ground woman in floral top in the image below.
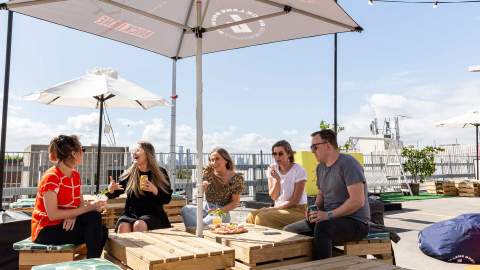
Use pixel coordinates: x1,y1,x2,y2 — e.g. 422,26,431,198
181,147,245,229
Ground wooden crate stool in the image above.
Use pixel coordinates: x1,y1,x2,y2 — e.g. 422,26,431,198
14,238,87,270
31,258,121,270
165,196,187,223
335,232,395,265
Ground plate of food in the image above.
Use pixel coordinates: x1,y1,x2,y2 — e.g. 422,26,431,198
210,223,248,234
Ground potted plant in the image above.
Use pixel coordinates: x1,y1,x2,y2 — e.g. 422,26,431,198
401,146,444,195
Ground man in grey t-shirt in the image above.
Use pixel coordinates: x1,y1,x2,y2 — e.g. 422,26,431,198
284,129,369,260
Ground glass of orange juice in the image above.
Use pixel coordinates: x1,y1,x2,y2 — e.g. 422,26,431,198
212,215,222,225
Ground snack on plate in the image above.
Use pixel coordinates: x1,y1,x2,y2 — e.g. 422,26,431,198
212,223,248,234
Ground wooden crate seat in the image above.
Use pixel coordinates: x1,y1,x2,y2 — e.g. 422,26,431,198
14,238,87,270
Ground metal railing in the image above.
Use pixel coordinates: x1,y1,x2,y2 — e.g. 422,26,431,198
1,151,274,202
2,150,477,204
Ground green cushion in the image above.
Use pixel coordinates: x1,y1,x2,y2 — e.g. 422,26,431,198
13,238,76,251
32,259,121,270
365,232,390,240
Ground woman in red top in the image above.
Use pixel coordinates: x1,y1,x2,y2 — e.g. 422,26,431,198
32,135,107,258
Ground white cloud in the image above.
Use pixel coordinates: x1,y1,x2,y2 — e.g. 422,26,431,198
116,118,146,128
64,113,99,131
340,81,480,148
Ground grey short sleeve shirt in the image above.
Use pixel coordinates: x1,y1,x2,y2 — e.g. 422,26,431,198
316,154,370,223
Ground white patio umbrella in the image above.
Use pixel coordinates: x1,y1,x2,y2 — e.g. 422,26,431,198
4,0,361,236
24,67,170,193
435,110,480,179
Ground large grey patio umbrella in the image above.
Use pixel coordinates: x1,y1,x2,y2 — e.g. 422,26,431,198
3,0,361,236
24,68,170,193
436,110,480,180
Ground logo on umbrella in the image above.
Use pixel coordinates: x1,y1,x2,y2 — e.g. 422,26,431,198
211,9,266,40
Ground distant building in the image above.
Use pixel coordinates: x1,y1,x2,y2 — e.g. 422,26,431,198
178,145,184,166
22,144,129,188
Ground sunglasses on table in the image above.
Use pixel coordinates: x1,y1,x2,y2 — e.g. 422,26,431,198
310,142,328,152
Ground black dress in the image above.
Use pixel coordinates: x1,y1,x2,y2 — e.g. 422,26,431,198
106,167,172,231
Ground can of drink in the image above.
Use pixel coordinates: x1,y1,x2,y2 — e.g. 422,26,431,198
140,175,148,190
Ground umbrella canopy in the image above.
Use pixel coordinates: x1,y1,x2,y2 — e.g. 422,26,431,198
24,68,170,108
435,110,480,179
4,0,361,237
6,0,361,58
24,68,170,192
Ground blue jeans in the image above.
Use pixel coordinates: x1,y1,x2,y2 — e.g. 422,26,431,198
181,201,231,229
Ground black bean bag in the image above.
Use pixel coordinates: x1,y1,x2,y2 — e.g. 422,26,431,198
418,214,480,264
0,210,31,270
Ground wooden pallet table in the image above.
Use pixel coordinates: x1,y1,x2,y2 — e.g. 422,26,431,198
104,227,235,270
268,255,408,270
203,224,313,270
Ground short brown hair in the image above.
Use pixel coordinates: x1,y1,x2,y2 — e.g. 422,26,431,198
311,129,338,149
272,140,295,163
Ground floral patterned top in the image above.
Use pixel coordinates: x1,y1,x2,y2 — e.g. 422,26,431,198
203,166,245,206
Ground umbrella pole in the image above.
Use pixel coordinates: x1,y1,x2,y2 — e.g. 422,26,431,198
476,125,479,180
333,33,338,133
195,0,204,237
0,11,13,210
96,98,104,194
169,59,177,192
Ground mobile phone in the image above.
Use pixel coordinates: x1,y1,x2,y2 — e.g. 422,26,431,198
263,230,281,235
308,205,319,213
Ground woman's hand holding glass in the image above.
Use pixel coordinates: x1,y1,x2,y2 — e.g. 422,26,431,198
86,200,106,213
269,164,280,181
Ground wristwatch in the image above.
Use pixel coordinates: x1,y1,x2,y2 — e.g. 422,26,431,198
327,210,334,220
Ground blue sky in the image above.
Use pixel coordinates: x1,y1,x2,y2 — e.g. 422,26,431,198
0,1,480,152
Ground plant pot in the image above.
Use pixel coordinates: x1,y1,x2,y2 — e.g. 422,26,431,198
408,183,420,196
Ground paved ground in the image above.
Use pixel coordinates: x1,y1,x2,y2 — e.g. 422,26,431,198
385,197,480,270
230,197,480,270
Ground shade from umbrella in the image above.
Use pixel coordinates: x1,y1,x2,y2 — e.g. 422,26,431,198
5,0,361,236
435,110,480,179
24,67,170,193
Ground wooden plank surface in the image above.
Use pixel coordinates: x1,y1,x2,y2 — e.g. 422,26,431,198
203,224,312,265
105,227,235,270
268,255,405,270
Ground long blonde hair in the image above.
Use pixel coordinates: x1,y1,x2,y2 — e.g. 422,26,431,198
120,141,170,197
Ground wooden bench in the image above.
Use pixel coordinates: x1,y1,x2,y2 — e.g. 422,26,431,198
86,195,186,228
13,238,87,270
202,224,313,270
104,227,235,270
335,232,395,265
268,255,407,270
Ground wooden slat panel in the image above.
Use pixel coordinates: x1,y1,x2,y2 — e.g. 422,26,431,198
345,241,392,256
19,252,74,266
106,235,165,263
